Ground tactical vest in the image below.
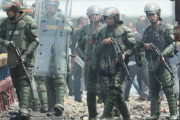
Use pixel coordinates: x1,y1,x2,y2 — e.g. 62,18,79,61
5,15,30,68
83,23,105,60
144,22,167,60
101,25,126,59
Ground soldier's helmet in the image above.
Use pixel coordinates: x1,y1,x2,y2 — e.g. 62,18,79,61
86,5,102,18
102,7,120,21
1,0,20,12
43,0,59,11
144,3,161,16
21,5,34,17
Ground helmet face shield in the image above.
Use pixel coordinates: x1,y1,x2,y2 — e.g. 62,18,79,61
21,5,34,17
102,7,120,21
43,0,59,12
86,5,102,18
144,3,160,16
1,0,19,11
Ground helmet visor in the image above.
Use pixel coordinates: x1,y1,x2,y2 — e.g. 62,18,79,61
1,0,19,11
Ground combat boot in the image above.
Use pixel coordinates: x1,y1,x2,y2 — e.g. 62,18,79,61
33,98,40,111
87,92,98,120
169,115,179,120
19,108,29,120
116,92,130,119
149,95,161,119
40,103,48,113
164,87,178,119
166,95,178,119
19,87,30,120
53,86,65,115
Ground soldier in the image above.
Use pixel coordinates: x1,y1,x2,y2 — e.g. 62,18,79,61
0,0,39,119
94,7,135,119
142,3,178,120
76,5,106,119
34,0,73,115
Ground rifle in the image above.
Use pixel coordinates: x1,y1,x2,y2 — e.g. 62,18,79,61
9,41,31,83
149,43,175,78
9,42,39,99
111,37,132,81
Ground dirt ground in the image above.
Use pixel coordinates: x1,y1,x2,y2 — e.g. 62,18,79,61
0,93,179,120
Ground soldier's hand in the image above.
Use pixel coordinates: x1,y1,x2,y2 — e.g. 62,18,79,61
102,38,113,45
122,54,125,60
16,60,20,64
145,43,152,50
158,56,164,63
21,53,27,62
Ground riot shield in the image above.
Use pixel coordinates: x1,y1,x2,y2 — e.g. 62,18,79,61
34,0,72,78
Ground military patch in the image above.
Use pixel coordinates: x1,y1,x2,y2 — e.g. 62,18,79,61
9,30,20,35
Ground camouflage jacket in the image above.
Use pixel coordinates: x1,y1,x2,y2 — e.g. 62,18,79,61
0,12,39,68
76,23,105,61
142,21,176,59
94,24,136,63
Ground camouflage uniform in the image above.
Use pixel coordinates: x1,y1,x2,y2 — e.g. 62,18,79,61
34,0,73,114
0,3,39,119
76,6,106,119
94,7,135,120
142,3,178,120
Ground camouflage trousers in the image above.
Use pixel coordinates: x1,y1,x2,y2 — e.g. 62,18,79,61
101,70,130,119
46,76,66,111
148,59,177,118
10,65,31,114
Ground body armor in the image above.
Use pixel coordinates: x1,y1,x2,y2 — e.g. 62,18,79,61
144,22,167,60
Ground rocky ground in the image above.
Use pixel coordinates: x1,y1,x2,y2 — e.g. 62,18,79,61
0,93,179,120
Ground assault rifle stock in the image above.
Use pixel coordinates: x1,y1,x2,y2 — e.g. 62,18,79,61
111,37,132,81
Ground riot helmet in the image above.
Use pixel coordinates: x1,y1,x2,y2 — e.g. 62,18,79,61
21,5,34,17
43,0,59,14
102,7,120,21
1,0,20,12
144,3,162,21
86,5,102,18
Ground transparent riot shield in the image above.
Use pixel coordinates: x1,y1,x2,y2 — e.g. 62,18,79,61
34,0,72,78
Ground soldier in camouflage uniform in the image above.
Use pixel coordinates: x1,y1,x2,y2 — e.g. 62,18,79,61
142,3,178,120
34,0,73,114
20,3,42,112
0,0,39,119
76,5,106,119
94,7,135,120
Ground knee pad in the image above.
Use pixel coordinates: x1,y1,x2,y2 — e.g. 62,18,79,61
54,77,66,86
20,79,30,88
37,84,47,92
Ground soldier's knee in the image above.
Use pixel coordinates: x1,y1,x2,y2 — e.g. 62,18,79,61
20,79,30,87
37,84,47,92
108,88,118,96
54,77,66,86
163,86,174,96
150,89,160,97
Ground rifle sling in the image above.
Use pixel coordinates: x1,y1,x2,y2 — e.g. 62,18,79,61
9,22,18,41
